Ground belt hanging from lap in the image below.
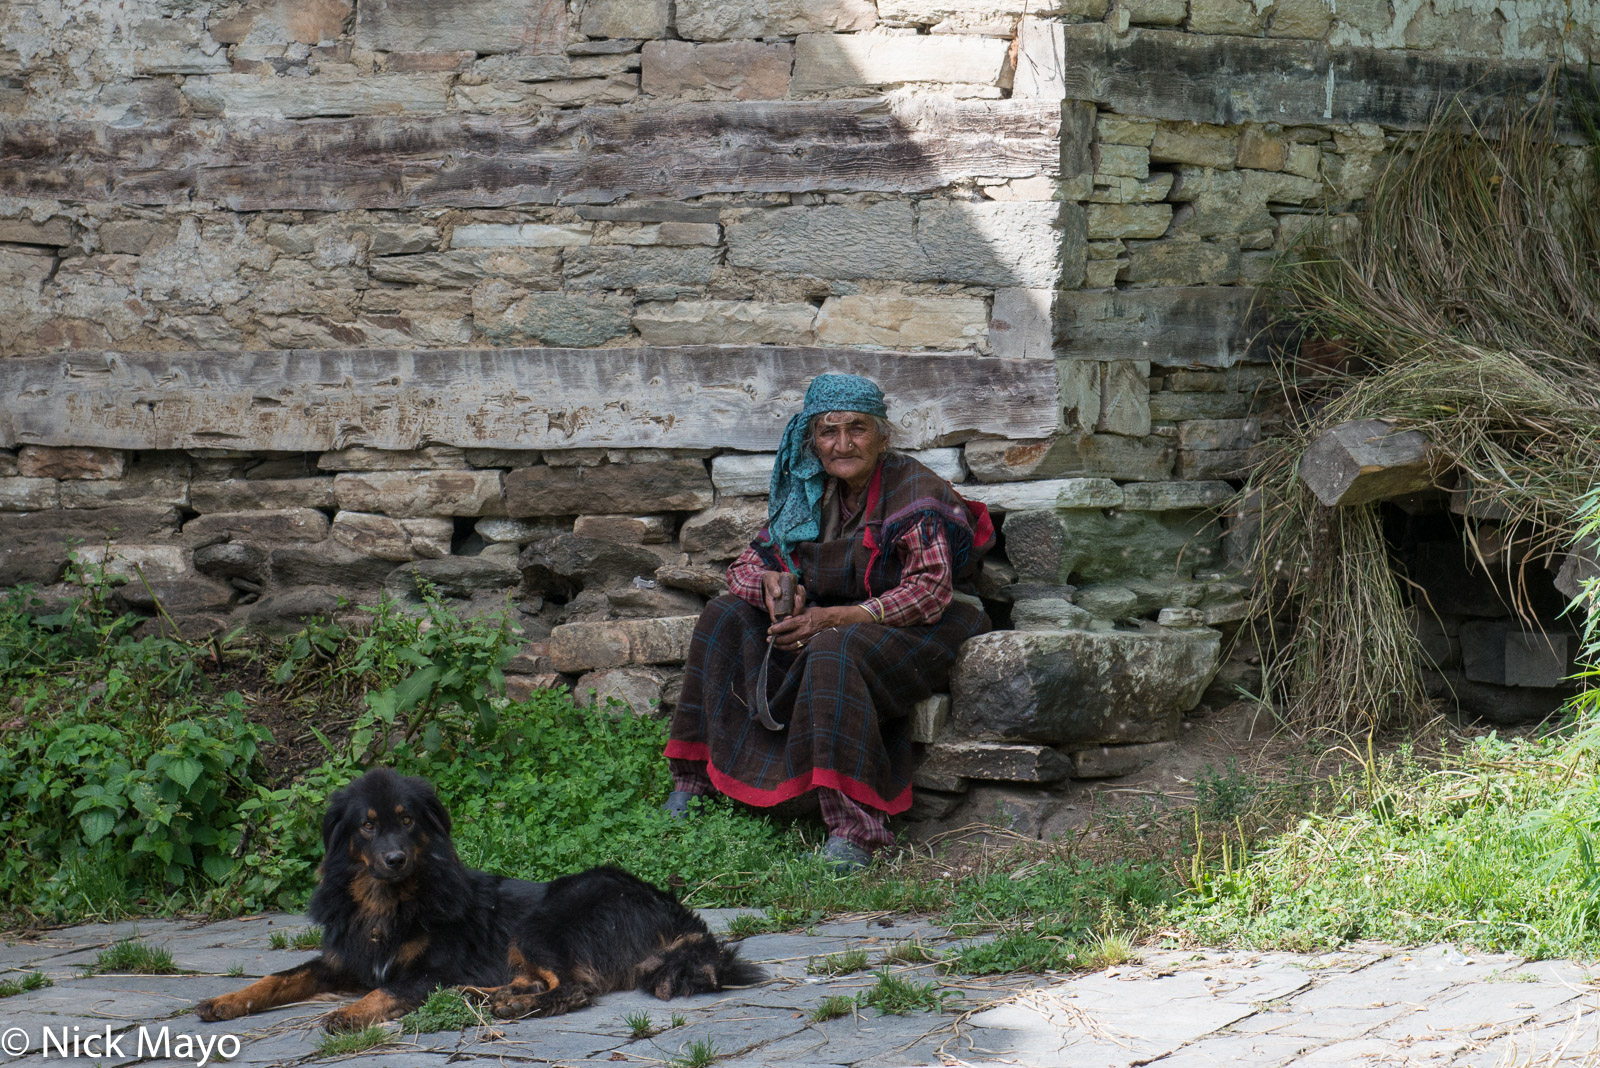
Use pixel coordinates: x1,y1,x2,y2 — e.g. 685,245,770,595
754,572,795,731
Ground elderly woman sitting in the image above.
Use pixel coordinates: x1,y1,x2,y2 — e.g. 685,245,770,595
663,374,993,871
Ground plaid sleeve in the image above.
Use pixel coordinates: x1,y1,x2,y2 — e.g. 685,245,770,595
726,544,769,611
864,519,953,627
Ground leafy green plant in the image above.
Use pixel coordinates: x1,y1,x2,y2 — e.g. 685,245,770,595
809,995,857,1023
0,971,50,998
855,969,959,1015
93,939,178,975
806,949,869,977
947,920,1087,976
1195,760,1257,822
316,1025,390,1058
399,988,480,1033
724,913,769,939
625,1010,656,1039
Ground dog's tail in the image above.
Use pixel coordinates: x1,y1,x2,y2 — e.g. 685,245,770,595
641,934,766,1000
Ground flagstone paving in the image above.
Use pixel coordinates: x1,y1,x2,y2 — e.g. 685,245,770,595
1,911,1597,1067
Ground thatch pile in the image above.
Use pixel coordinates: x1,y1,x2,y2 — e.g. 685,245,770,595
1247,93,1600,732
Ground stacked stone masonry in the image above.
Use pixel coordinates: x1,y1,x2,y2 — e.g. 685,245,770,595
1,0,1592,809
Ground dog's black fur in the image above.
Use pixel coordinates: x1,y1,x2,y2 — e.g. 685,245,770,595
196,768,762,1031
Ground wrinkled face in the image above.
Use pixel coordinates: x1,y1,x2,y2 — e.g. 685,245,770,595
810,411,887,490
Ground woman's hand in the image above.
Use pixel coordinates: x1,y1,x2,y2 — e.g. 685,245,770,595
768,604,875,652
760,570,807,622
768,607,833,652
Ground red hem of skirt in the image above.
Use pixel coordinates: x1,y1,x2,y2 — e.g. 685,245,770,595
663,740,912,816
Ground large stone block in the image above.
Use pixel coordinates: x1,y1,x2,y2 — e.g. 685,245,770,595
1002,508,1222,584
679,498,769,560
547,615,699,672
916,742,1071,785
17,446,125,480
332,471,506,518
574,667,669,715
518,535,664,597
356,0,567,54
676,0,876,40
561,246,720,291
572,514,671,545
792,32,1007,91
318,447,470,471
332,512,454,562
960,477,1122,513
505,461,713,516
184,509,331,543
385,556,522,601
191,478,337,512
815,295,988,350
724,201,1077,290
269,542,396,589
965,434,1173,483
181,74,454,118
0,477,60,512
632,301,817,346
989,288,1053,360
477,291,634,347
950,628,1221,744
641,40,792,99
579,0,670,38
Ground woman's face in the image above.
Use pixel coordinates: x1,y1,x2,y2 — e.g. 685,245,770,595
812,411,887,491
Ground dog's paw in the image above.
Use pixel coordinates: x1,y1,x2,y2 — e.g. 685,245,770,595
195,995,245,1022
319,1006,369,1033
489,993,540,1020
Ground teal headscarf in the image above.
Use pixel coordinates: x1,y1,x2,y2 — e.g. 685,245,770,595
762,374,889,571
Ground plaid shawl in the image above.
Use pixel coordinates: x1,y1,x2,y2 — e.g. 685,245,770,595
665,453,992,814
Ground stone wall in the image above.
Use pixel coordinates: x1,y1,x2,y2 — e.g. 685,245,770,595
1,0,1592,816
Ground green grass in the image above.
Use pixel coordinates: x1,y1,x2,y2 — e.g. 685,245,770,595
878,940,942,966
724,913,771,939
670,1012,687,1029
669,1037,719,1068
399,988,480,1033
0,971,50,998
225,962,245,977
1169,728,1600,957
625,1010,656,1038
855,969,959,1016
316,1025,390,1058
810,994,858,1022
269,927,323,951
806,949,870,976
92,939,178,975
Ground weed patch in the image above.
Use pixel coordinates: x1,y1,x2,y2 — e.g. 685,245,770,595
810,995,857,1022
855,969,960,1015
92,939,178,975
269,927,322,951
400,988,480,1033
316,1025,390,1058
0,972,50,998
669,1037,719,1068
806,949,870,977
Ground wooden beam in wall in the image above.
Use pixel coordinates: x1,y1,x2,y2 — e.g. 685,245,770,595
0,346,1060,452
1054,25,1587,133
0,98,1060,211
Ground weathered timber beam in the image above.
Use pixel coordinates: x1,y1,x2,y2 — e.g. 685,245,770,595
1300,419,1441,507
0,346,1058,452
0,98,1059,210
1055,287,1268,367
1053,24,1590,133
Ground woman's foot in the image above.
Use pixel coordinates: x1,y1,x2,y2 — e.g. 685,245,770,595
821,835,873,874
663,791,700,819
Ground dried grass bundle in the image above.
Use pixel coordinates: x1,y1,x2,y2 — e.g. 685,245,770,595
1248,89,1600,731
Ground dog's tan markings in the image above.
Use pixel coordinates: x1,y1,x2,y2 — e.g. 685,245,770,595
321,988,408,1032
533,967,561,992
395,937,429,967
507,945,529,972
394,804,405,814
196,969,325,1021
349,869,396,926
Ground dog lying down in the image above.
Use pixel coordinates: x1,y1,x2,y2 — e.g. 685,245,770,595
196,768,763,1031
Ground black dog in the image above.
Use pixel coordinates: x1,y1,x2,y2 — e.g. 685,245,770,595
196,768,762,1031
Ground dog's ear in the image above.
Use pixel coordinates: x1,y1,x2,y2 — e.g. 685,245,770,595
414,779,452,838
322,787,356,853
